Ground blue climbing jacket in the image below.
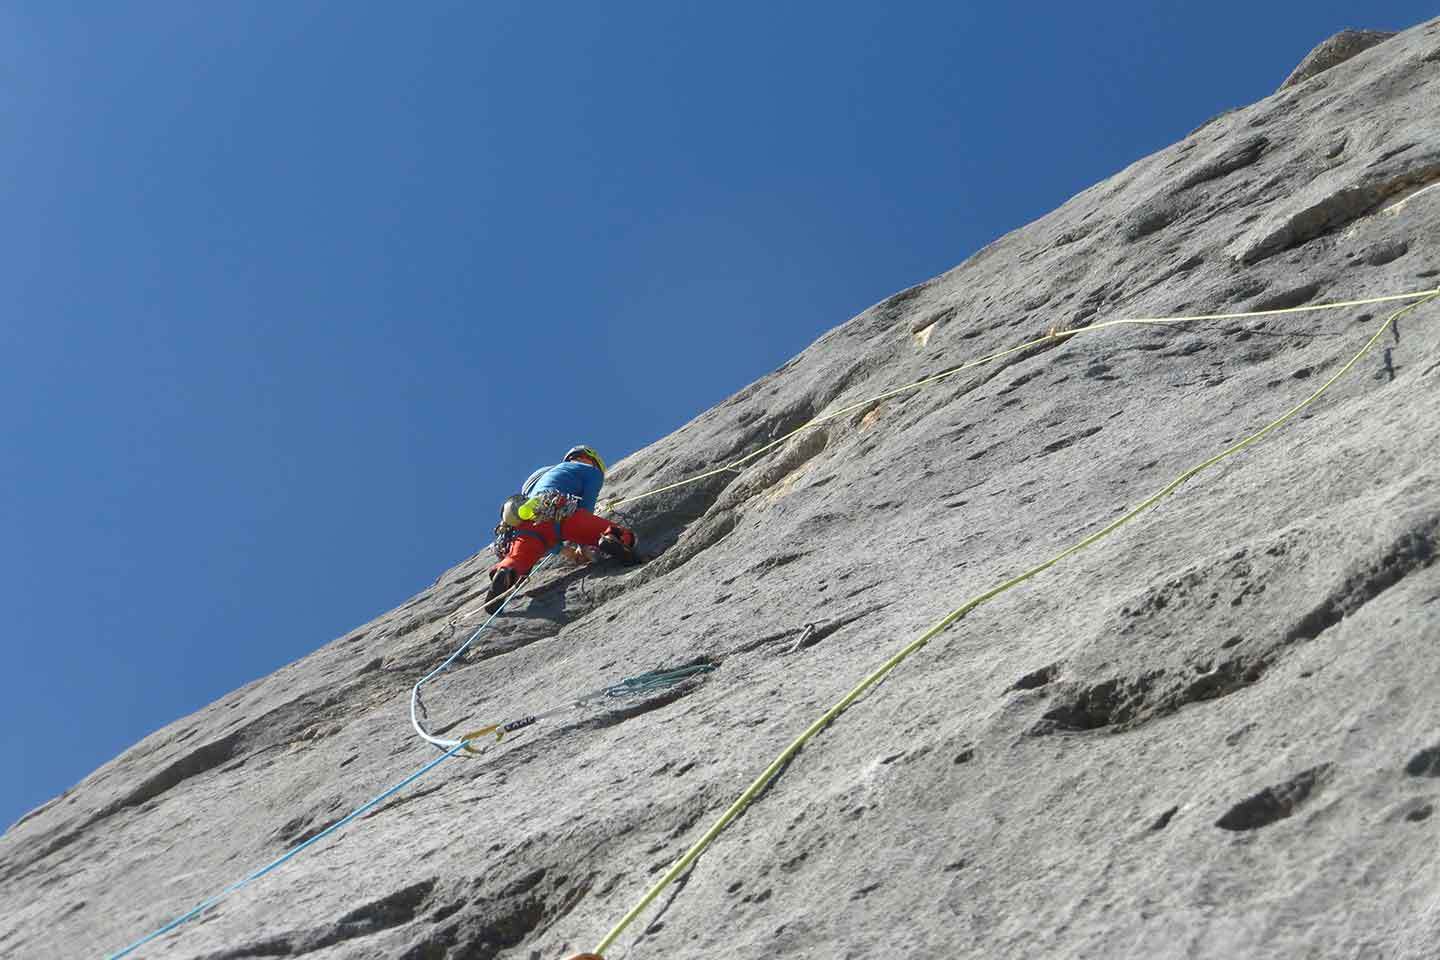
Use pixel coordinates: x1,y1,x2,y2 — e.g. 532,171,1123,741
522,461,604,513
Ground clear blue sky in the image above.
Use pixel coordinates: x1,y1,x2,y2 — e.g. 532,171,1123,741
3,2,1432,830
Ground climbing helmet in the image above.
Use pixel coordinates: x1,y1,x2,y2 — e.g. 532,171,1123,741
563,444,606,476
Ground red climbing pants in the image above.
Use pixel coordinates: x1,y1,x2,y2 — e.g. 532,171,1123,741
492,509,633,577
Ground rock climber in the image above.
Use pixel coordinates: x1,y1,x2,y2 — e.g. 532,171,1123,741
484,445,640,612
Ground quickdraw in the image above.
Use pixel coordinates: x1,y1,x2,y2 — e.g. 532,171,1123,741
492,522,517,560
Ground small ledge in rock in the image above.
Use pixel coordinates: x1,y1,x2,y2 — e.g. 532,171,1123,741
1151,806,1180,831
1215,763,1334,831
1010,663,1060,691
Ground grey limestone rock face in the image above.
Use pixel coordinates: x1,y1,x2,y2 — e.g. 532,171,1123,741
5,15,1440,960
1280,29,1398,90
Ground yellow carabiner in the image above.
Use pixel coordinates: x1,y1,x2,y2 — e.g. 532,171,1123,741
459,724,503,754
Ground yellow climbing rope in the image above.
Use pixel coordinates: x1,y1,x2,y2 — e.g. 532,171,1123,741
600,287,1439,513
457,284,1438,630
456,286,1439,634
585,289,1439,957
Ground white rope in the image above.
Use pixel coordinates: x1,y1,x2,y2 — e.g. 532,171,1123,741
408,553,559,750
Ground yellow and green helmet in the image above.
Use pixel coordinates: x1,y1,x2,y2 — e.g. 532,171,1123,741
564,444,607,476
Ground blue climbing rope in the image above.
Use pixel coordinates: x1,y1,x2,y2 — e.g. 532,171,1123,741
410,552,560,751
107,554,709,956
110,550,572,957
105,742,466,959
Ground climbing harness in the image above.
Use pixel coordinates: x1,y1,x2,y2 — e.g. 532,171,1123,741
519,490,581,523
494,491,578,559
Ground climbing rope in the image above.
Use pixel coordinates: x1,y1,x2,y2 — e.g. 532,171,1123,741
109,656,713,959
584,291,1440,957
102,281,1439,960
109,554,565,957
1384,180,1440,215
104,663,719,958
410,553,560,752
106,743,467,960
599,287,1440,513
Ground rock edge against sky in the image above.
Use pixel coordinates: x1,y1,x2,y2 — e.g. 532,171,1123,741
4,18,1440,960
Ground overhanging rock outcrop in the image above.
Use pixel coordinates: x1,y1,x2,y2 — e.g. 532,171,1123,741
1280,29,1397,90
4,16,1440,960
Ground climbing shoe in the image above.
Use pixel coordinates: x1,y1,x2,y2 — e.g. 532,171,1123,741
597,528,641,565
484,567,519,613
